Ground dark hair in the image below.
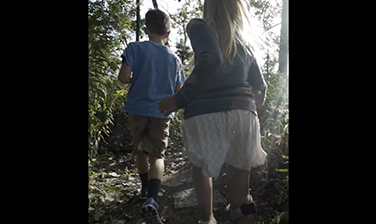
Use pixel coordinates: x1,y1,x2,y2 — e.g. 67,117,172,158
145,9,170,36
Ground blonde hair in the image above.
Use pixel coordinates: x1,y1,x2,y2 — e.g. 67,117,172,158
187,0,252,72
204,0,251,63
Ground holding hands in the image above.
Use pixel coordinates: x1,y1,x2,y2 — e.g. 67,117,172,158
159,95,179,116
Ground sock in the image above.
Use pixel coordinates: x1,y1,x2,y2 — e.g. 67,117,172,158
148,178,161,202
139,172,148,189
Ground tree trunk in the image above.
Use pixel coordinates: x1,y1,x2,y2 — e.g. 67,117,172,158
152,0,158,9
182,26,187,64
136,0,140,41
278,0,288,76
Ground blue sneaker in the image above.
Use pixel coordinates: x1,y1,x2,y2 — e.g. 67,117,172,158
140,188,148,200
139,197,163,224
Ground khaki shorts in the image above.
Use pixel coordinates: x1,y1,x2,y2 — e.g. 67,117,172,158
128,114,170,159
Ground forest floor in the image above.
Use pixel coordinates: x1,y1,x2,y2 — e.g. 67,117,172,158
89,115,288,224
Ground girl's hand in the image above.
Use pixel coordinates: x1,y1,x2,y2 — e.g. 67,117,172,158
159,95,179,116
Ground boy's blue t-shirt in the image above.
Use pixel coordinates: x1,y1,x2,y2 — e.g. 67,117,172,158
121,41,185,119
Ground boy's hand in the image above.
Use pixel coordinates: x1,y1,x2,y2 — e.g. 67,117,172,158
159,95,179,116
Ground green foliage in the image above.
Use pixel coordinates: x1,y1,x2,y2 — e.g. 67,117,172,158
88,0,134,156
262,52,279,75
258,72,288,156
169,0,203,67
257,209,289,224
250,0,283,31
255,70,288,223
88,2,134,220
169,109,184,143
88,77,128,154
249,0,282,75
256,164,289,224
88,0,135,53
175,38,193,67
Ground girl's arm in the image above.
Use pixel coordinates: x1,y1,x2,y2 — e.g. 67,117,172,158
174,19,223,109
252,88,267,108
248,57,267,107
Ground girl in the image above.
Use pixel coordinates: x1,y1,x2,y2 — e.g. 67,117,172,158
159,0,267,223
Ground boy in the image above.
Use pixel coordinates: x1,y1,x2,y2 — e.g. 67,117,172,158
118,9,185,224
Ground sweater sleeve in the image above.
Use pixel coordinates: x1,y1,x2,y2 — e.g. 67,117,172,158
248,56,266,91
174,19,223,109
248,56,267,107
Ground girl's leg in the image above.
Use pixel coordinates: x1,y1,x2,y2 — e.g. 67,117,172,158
226,163,256,224
192,165,214,221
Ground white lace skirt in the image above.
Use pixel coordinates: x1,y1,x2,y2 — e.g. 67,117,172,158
183,109,267,177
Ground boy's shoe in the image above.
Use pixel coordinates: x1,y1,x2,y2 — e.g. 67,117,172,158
140,188,148,200
139,197,163,224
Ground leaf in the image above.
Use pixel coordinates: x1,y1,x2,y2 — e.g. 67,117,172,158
282,155,289,159
109,172,120,177
95,111,107,122
276,169,288,172
116,90,126,96
107,185,121,192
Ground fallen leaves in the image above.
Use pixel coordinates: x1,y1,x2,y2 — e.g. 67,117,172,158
109,172,120,177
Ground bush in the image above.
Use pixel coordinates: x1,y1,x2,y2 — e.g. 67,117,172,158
169,109,185,144
255,72,289,223
258,72,288,156
88,0,135,157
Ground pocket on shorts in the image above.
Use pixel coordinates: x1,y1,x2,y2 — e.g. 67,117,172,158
128,114,148,138
147,118,170,155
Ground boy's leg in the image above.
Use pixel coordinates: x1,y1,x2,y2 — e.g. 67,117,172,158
147,155,164,201
144,117,170,201
137,151,149,191
148,155,164,180
128,115,169,196
225,163,256,224
136,151,149,174
192,165,214,222
139,117,170,224
128,115,150,191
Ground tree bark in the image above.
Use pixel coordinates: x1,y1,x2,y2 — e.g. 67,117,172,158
136,0,140,41
152,0,158,9
181,26,187,64
278,0,288,76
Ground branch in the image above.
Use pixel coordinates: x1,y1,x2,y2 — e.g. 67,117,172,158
263,22,281,33
136,0,140,41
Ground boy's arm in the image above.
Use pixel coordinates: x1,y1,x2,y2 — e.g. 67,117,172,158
174,85,182,93
118,60,132,84
174,63,185,93
119,42,135,84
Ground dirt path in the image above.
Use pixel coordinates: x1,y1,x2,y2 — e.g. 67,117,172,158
89,115,288,223
90,143,236,224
